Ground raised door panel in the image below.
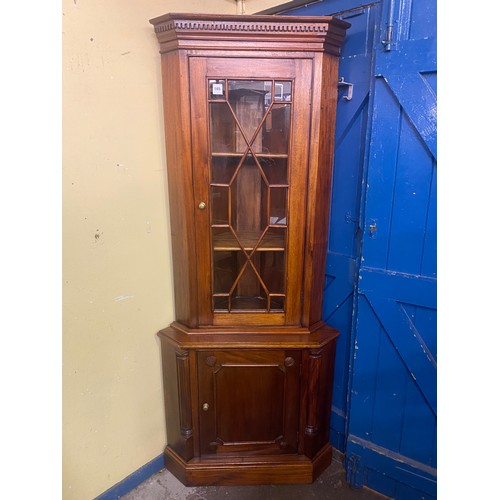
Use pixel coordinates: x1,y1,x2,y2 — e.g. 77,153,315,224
189,57,313,327
197,349,301,456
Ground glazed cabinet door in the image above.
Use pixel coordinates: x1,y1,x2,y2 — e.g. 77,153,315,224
189,57,313,327
197,349,301,456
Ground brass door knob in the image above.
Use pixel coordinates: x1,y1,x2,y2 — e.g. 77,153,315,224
202,403,209,411
198,201,207,210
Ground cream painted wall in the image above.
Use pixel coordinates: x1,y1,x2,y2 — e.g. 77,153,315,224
63,1,291,499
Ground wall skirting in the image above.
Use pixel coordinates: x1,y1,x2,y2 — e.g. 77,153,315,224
95,454,164,500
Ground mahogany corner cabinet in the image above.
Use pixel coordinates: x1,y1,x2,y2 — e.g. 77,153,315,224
149,12,350,486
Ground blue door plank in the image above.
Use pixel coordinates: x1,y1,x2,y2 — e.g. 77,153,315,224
376,38,437,75
420,162,437,278
386,110,435,274
412,305,437,363
323,270,353,398
359,267,436,308
359,267,437,309
330,122,367,256
281,0,381,17
365,469,397,498
407,0,436,41
330,404,348,450
384,71,437,159
335,77,370,143
326,295,354,423
340,15,375,58
366,295,436,416
395,481,436,500
347,296,382,439
361,77,402,269
322,258,354,452
369,320,408,451
347,435,437,496
323,252,356,308
334,90,370,157
337,54,372,93
329,8,376,257
399,374,437,468
421,71,437,95
399,305,436,467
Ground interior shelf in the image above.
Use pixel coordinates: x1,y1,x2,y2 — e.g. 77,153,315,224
211,152,289,159
212,230,286,252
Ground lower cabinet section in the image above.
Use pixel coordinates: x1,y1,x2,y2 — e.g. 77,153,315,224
158,324,339,486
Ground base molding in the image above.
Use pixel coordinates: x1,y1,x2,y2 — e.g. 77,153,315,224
95,453,164,499
164,443,333,486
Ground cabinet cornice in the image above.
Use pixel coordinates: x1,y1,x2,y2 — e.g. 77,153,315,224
150,13,350,55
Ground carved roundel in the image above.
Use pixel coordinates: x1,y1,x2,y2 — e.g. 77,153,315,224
205,355,217,367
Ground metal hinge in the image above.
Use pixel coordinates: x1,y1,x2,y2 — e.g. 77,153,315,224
381,0,396,51
381,24,393,51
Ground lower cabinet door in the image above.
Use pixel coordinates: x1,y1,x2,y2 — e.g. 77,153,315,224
197,349,301,456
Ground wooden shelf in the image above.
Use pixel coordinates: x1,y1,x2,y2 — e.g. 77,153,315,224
213,230,285,251
211,152,289,159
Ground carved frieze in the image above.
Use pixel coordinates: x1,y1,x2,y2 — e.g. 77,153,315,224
150,13,350,56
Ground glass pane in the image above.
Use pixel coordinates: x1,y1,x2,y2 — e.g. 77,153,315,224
275,81,292,102
257,251,285,294
209,79,226,100
230,155,268,235
212,227,240,251
213,295,229,311
259,156,288,186
230,262,267,311
209,80,292,314
213,251,239,294
228,80,271,154
211,155,241,185
270,296,285,311
211,186,229,225
262,103,291,155
231,296,268,311
269,187,287,225
257,227,286,251
210,102,246,153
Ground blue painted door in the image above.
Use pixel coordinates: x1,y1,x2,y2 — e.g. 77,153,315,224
347,0,437,497
282,0,437,498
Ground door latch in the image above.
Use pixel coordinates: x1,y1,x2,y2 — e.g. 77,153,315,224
338,77,354,101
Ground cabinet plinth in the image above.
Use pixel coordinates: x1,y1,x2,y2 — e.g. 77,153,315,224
150,12,349,485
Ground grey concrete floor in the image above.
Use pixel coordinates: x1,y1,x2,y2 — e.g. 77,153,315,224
121,456,390,500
